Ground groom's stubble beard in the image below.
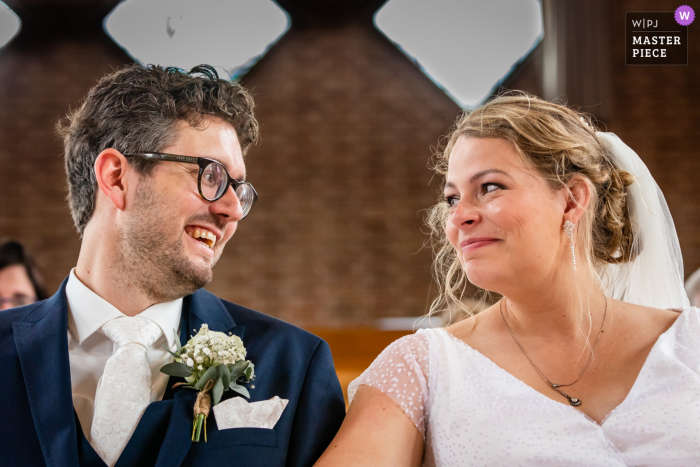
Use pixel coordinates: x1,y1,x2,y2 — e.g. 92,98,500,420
117,177,220,303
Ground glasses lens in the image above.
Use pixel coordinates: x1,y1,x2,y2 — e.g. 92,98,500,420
235,183,256,217
200,162,227,200
12,295,34,307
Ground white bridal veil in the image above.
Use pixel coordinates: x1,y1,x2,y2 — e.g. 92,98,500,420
596,132,690,310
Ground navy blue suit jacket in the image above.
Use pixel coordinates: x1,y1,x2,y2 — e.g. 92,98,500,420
0,279,346,466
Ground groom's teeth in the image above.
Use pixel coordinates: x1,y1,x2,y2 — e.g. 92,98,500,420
187,228,217,249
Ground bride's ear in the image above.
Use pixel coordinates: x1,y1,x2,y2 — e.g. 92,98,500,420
562,175,592,224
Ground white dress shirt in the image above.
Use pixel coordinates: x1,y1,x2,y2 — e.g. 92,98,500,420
66,269,182,441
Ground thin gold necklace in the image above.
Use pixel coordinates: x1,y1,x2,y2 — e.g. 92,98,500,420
499,297,607,407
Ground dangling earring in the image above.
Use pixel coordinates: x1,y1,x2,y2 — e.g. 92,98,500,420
563,220,577,271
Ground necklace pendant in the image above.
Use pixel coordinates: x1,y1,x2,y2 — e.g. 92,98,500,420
548,382,582,407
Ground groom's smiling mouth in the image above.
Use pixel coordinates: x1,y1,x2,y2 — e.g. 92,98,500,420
185,225,219,249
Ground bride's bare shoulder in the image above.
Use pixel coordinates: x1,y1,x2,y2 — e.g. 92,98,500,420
611,299,683,336
443,303,500,343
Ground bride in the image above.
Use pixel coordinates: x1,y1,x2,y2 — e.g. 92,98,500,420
315,94,697,466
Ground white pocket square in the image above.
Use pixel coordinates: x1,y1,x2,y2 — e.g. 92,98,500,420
213,396,288,429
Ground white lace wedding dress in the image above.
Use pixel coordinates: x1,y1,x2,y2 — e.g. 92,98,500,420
348,306,700,466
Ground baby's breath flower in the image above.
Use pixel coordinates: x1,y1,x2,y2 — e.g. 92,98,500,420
177,324,250,384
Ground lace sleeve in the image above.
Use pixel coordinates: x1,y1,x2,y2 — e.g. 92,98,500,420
347,332,430,437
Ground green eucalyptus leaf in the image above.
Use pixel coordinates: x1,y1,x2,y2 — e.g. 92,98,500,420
244,362,255,382
212,378,224,405
229,382,250,398
160,362,192,377
228,360,249,380
194,365,219,390
162,343,180,359
220,363,231,389
173,329,182,354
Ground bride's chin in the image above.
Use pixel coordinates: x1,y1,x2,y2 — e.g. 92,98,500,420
463,263,500,291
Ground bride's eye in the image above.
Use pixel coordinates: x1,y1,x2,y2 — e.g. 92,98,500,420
445,195,459,207
481,183,504,194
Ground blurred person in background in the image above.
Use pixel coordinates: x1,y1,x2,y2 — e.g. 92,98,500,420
686,267,700,307
0,239,49,310
0,64,344,467
317,94,697,466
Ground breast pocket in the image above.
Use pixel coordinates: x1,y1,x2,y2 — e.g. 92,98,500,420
188,428,282,467
198,427,278,449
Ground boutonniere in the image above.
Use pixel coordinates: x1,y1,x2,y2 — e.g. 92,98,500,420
160,324,255,442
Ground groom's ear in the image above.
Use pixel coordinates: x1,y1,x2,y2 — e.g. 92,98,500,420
94,149,131,212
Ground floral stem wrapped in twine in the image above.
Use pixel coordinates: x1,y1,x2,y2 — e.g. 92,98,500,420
192,380,214,442
161,324,255,442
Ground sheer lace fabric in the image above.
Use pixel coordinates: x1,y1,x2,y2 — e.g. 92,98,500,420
348,307,700,466
348,333,430,435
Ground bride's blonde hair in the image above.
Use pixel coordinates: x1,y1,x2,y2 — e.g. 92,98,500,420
428,93,636,322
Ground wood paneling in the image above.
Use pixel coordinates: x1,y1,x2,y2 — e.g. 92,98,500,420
308,327,414,407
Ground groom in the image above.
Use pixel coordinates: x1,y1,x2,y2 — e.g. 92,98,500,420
0,64,345,466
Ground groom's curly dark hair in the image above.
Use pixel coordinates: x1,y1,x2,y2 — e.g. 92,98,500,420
57,64,259,236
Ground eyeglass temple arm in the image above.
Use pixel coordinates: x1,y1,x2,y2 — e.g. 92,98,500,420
126,153,200,164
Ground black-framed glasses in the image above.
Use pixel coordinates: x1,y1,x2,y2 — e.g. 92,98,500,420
124,152,258,218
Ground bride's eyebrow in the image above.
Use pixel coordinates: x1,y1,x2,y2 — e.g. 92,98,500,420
444,169,512,191
469,169,511,183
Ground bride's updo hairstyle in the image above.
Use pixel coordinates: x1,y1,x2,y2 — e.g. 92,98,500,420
428,93,636,319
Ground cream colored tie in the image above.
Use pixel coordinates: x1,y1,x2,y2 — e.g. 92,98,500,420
90,317,162,467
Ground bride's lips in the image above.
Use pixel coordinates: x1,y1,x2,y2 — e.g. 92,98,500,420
460,237,500,253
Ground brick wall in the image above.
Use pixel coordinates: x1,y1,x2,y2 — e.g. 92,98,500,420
214,19,461,326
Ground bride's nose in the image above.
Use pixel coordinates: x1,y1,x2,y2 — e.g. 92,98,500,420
450,201,481,228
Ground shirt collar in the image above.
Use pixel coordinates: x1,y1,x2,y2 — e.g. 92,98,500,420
66,268,183,347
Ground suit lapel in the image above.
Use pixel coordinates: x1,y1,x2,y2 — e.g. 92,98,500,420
156,289,241,467
13,280,79,467
187,288,237,337
153,390,197,467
